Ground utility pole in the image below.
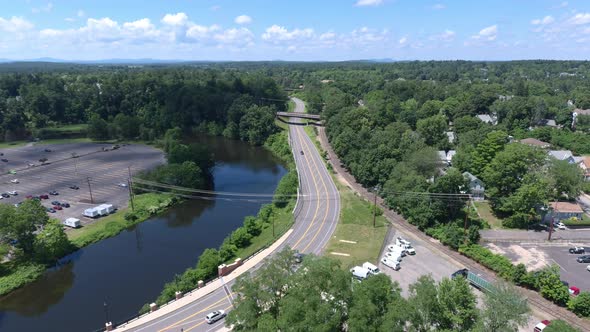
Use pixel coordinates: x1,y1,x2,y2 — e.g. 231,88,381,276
372,185,380,228
272,209,275,238
87,177,94,204
548,218,554,241
127,165,135,211
464,197,470,245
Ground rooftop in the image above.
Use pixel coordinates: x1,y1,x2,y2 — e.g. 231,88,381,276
548,150,573,161
520,138,550,148
550,201,584,214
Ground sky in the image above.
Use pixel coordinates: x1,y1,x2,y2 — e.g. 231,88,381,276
1,0,590,61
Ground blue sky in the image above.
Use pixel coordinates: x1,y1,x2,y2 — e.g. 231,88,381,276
1,0,590,61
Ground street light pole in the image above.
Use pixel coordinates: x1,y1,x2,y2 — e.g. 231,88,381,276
87,177,94,204
104,300,110,324
372,185,380,228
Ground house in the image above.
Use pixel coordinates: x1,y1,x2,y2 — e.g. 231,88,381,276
519,138,551,149
437,150,456,166
579,157,590,181
541,119,558,128
545,202,585,222
476,114,498,125
463,172,485,201
548,150,575,163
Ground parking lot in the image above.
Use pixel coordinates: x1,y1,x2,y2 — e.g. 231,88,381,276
0,142,164,227
486,241,590,292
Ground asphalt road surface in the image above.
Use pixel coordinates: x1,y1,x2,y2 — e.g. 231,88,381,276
121,97,340,332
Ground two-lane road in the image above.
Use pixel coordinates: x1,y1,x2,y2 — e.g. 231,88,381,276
119,97,339,332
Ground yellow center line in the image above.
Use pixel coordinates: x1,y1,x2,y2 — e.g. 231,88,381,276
290,124,323,250
300,127,331,253
183,304,234,332
157,293,233,332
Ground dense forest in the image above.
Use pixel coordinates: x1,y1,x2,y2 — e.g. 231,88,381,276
0,67,287,143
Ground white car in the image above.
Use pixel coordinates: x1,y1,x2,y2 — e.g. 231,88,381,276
586,265,590,272
387,245,407,257
396,237,411,246
7,191,17,195
399,243,416,255
117,183,128,188
205,310,226,324
10,179,19,184
554,222,567,230
381,257,401,270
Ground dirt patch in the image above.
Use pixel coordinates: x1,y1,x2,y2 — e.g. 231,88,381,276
486,243,549,270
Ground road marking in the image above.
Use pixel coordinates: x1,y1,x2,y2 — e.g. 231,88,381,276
183,304,233,332
551,258,568,272
339,240,357,244
157,295,231,332
330,252,350,256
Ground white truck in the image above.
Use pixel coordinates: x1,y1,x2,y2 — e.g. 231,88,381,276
383,251,403,262
63,218,81,228
83,208,101,218
381,257,401,270
387,244,407,257
362,262,381,275
83,204,116,218
350,266,371,280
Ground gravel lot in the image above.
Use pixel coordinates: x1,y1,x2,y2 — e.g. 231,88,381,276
486,241,590,292
0,142,164,227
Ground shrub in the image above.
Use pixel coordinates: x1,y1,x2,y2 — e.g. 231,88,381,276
231,227,253,248
459,244,515,279
244,216,262,237
568,291,590,317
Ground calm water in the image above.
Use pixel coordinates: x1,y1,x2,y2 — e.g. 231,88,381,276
0,136,286,332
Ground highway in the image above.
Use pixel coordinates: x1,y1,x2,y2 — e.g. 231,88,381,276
118,97,340,332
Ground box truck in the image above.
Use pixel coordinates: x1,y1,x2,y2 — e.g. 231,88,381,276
63,218,81,228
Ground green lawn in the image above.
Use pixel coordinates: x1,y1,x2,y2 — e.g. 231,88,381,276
473,201,504,229
37,137,94,145
0,141,30,149
287,100,296,113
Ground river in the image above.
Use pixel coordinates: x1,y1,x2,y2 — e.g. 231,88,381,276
0,135,287,332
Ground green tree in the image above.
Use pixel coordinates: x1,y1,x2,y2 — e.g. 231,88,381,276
162,127,183,153
477,281,530,332
407,275,443,331
196,248,221,277
87,114,110,141
10,199,49,255
568,291,590,317
416,114,448,147
230,227,253,248
438,277,479,331
470,130,508,176
34,220,72,263
239,105,277,146
544,320,581,332
113,113,140,140
548,159,584,199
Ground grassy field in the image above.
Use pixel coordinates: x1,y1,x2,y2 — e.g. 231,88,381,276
68,192,175,248
473,201,504,229
232,202,295,261
287,100,296,113
0,141,30,149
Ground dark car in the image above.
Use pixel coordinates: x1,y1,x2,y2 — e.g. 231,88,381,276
570,247,585,254
44,148,52,152
1,193,10,198
300,150,304,155
51,200,60,206
293,252,305,264
46,207,56,213
1,158,8,162
40,194,49,199
451,268,469,279
49,191,59,195
576,255,590,263
60,202,70,208
69,185,80,190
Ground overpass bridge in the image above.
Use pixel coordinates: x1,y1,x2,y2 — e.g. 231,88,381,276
276,112,321,120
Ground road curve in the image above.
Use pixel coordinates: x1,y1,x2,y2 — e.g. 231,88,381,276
117,97,339,332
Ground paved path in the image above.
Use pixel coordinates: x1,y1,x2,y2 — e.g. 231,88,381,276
481,229,590,242
113,97,340,332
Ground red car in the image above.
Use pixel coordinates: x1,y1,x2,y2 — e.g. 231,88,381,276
534,320,551,332
569,286,580,296
40,194,49,199
53,205,62,210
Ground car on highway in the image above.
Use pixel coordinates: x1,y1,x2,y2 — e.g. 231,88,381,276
44,148,52,152
69,185,80,190
49,191,59,195
577,255,590,263
569,247,585,254
205,310,226,324
380,257,401,270
10,179,19,183
8,191,17,195
27,163,35,167
117,183,128,188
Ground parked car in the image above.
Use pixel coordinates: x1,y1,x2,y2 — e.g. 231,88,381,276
46,208,56,213
44,148,52,152
52,205,62,210
1,158,8,162
554,222,567,230
117,183,128,188
383,251,403,262
380,257,401,270
49,191,59,195
25,195,33,199
534,320,551,332
577,255,590,263
362,262,381,275
1,193,10,198
10,179,19,183
205,310,226,324
293,251,305,264
51,200,60,206
60,202,70,208
300,150,304,155
40,194,49,199
69,185,80,190
569,286,580,296
7,191,17,195
569,247,585,254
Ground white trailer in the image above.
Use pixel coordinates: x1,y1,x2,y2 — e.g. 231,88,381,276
83,208,100,218
100,204,115,214
381,257,401,270
95,205,108,216
63,218,81,228
350,266,370,280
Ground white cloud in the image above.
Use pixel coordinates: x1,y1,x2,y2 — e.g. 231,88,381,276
568,13,590,25
355,0,383,7
261,25,314,42
186,24,220,40
162,12,189,26
234,15,252,25
350,26,388,43
432,4,446,10
472,25,497,41
399,36,408,45
320,32,336,40
531,16,554,25
32,2,53,14
431,29,455,41
214,28,254,47
77,10,85,17
0,16,34,33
